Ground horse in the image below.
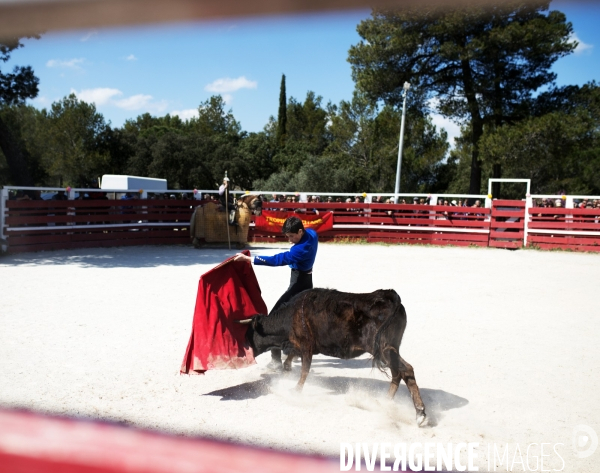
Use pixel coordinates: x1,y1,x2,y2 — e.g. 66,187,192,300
237,194,263,216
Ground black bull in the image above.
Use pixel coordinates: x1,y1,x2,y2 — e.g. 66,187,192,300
238,288,427,426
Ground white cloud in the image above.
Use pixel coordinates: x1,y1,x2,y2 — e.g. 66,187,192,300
204,76,257,93
570,33,593,55
81,30,98,42
171,109,199,121
46,58,85,69
72,87,122,105
114,94,153,110
114,94,168,113
125,54,137,61
430,113,462,149
31,96,50,106
71,87,168,113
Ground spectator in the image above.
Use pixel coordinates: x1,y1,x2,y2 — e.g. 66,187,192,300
345,197,353,213
554,199,563,220
15,190,31,201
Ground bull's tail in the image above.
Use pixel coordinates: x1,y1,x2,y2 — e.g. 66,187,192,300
371,299,407,376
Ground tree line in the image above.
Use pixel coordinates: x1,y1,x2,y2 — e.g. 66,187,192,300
1,1,599,198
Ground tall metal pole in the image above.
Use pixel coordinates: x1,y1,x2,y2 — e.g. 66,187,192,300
224,171,231,250
394,82,410,201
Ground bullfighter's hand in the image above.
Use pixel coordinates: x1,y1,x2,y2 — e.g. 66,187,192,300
234,253,251,263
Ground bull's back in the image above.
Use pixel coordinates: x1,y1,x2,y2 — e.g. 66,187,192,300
288,288,403,359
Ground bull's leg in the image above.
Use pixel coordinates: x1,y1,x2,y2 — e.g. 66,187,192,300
283,350,299,372
391,353,427,427
400,357,427,427
295,349,313,392
387,349,403,399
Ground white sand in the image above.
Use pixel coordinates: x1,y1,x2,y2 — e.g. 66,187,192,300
1,244,599,471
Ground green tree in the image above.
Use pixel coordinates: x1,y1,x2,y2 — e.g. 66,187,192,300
448,82,600,196
479,112,600,195
0,35,40,185
41,94,110,187
272,91,330,174
285,91,329,154
276,74,287,147
254,155,359,193
0,104,46,186
122,96,253,190
191,95,241,139
348,2,574,194
327,92,449,193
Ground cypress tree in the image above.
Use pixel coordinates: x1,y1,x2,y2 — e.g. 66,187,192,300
276,74,287,147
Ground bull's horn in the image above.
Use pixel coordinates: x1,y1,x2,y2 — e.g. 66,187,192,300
236,318,253,325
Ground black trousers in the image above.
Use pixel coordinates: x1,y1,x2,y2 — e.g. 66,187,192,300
270,269,313,361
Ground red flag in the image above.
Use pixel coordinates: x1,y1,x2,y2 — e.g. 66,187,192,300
180,250,268,374
254,210,334,234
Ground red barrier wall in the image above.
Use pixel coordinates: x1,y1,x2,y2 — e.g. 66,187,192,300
4,199,195,253
4,198,599,253
488,200,525,249
250,202,491,247
0,409,339,473
527,206,600,252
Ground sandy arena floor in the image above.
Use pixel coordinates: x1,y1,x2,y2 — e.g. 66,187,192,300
1,243,599,471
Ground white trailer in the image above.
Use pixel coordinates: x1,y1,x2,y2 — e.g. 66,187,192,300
100,175,168,193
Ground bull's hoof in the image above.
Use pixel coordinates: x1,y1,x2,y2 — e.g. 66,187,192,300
266,360,283,372
416,412,427,427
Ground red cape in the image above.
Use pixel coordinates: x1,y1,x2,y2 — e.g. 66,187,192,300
180,250,268,374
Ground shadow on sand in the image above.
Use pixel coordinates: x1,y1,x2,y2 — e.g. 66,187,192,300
203,371,468,427
0,245,287,268
204,374,276,401
310,357,374,369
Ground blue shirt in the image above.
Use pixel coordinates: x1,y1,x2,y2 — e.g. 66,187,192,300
254,228,318,272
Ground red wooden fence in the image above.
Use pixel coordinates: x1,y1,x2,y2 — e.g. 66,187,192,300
4,199,195,253
527,206,600,252
250,202,491,247
488,200,525,249
3,197,600,253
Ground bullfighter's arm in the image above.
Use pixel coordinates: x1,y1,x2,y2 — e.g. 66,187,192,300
234,244,311,267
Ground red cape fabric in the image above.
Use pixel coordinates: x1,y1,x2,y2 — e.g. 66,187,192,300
254,210,334,233
180,250,268,375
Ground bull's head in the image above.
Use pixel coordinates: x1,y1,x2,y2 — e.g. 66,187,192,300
235,314,286,356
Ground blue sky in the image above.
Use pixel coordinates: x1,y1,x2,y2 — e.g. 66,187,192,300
6,2,599,145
